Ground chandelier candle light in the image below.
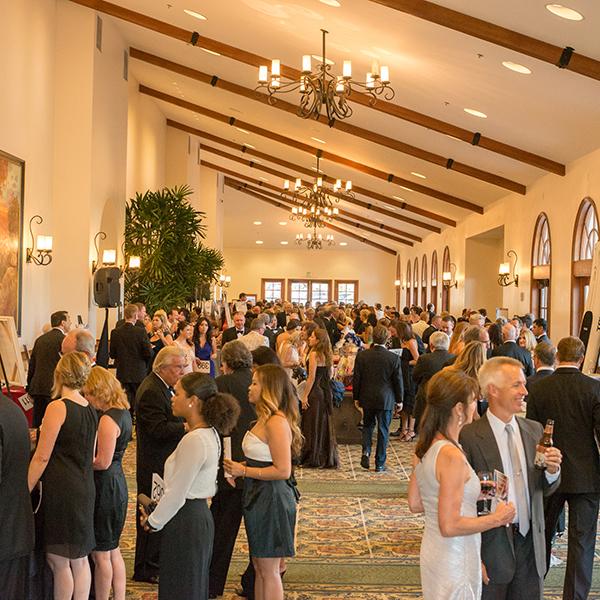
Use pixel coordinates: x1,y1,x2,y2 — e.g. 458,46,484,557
296,229,335,250
257,29,394,121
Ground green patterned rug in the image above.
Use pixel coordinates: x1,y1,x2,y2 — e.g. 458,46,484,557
119,433,599,599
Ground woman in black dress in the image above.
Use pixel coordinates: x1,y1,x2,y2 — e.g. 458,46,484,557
149,309,174,366
224,365,302,600
28,352,98,600
300,328,339,468
394,320,420,441
83,367,132,600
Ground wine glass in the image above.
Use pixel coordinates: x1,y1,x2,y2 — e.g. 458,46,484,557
477,471,496,516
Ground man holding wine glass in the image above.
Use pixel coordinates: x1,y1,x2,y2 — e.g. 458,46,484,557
460,357,562,600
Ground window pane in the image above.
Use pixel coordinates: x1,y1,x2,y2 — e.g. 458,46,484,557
311,282,329,305
290,282,309,304
337,283,355,304
264,281,282,302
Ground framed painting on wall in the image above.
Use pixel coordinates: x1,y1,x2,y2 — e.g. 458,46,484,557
0,150,24,335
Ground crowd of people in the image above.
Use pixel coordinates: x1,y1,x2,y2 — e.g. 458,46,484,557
1,294,600,600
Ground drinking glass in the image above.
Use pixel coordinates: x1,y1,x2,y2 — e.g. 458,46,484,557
477,471,496,515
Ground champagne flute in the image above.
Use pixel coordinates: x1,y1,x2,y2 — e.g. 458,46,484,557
477,471,496,516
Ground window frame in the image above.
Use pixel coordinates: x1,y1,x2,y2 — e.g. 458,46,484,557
441,246,450,313
287,278,332,306
530,213,552,328
431,250,438,312
335,279,359,305
421,254,428,308
261,278,286,302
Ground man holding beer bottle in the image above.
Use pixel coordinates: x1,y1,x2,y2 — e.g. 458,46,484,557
527,336,600,600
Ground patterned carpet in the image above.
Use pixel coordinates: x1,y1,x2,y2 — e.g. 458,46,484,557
120,431,600,599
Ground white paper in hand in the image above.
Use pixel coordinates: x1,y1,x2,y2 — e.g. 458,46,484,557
223,436,233,478
18,393,34,412
151,473,165,503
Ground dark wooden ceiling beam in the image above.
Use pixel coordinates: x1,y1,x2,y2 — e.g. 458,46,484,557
225,181,398,255
369,0,600,86
134,52,525,197
169,119,450,229
223,177,414,246
68,0,565,175
142,85,484,212
201,160,430,238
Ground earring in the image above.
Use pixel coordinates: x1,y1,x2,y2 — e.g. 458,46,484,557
188,402,193,407
458,416,463,427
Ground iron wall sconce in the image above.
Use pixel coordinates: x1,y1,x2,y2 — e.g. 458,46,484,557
92,232,141,274
219,274,232,288
442,263,458,289
26,215,53,266
498,250,519,287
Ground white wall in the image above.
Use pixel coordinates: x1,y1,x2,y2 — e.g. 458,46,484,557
464,233,504,315
400,146,600,340
223,247,397,305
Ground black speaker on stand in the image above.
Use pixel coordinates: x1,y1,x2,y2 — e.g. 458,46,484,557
93,267,122,367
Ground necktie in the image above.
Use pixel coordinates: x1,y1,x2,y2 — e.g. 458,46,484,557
505,424,530,536
237,330,244,336
168,386,175,396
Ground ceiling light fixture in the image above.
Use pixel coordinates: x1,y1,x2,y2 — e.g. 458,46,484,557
183,9,207,20
311,137,327,144
253,221,262,225
399,186,413,192
278,221,288,225
392,196,404,201
339,241,348,246
411,171,427,179
545,4,584,20
464,108,488,118
200,47,221,56
502,61,532,74
319,0,341,6
236,127,250,134
283,156,352,231
296,230,335,250
243,143,256,149
280,241,289,245
257,29,394,121
255,240,264,245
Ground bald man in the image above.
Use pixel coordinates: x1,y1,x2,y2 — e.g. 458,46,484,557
491,323,534,377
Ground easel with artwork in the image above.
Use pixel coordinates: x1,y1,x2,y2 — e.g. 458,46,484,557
0,315,26,386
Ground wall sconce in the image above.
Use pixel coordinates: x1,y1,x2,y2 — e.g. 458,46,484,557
26,215,53,266
92,233,141,274
498,250,519,287
219,274,232,288
92,232,109,274
394,279,401,287
442,263,458,289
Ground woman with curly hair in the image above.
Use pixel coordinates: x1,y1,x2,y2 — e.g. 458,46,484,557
224,365,303,600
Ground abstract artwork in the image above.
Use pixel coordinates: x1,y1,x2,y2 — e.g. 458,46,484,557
0,151,24,334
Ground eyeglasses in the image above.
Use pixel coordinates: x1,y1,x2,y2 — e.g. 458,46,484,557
168,362,187,370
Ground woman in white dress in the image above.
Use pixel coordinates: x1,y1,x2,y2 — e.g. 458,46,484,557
408,369,515,600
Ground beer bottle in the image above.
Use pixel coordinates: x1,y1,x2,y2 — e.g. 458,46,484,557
534,419,554,470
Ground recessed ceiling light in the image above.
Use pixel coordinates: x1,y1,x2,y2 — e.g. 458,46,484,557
255,240,264,245
243,143,256,149
259,177,269,182
311,55,335,66
279,221,288,225
502,61,532,75
311,166,319,171
280,241,289,245
183,9,207,20
399,186,413,192
253,221,262,225
339,242,348,246
251,159,262,164
411,171,427,179
464,108,488,118
392,195,405,201
311,137,326,144
236,127,250,134
200,47,220,56
319,0,341,6
545,4,584,20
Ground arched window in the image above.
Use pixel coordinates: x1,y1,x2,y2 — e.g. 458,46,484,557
571,198,599,334
441,246,451,312
406,260,411,308
421,254,428,308
531,213,551,325
395,255,402,310
431,250,438,312
413,258,419,307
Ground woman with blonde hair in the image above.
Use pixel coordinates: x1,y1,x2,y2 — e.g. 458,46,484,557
83,367,132,600
28,352,98,600
278,329,302,380
448,341,487,381
224,365,302,600
448,321,469,356
300,328,339,467
356,308,373,345
149,309,174,364
518,327,537,355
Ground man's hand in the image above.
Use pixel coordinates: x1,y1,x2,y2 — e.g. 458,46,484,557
482,562,490,585
545,447,562,474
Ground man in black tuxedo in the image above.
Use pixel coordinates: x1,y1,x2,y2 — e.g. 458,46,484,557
261,311,280,350
133,346,187,583
208,342,255,599
491,323,534,377
532,318,551,346
27,310,71,426
115,301,147,330
412,331,454,429
353,325,403,472
110,303,153,414
526,337,600,600
526,342,555,392
421,315,442,348
221,311,249,345
460,357,561,600
464,325,492,359
276,302,293,329
0,393,35,597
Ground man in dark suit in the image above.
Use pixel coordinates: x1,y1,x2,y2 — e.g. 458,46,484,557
526,342,555,392
110,303,153,414
353,325,403,472
115,301,148,330
261,311,280,350
491,323,534,377
27,310,71,426
460,357,561,600
526,336,600,600
209,341,256,599
276,302,293,329
133,346,187,583
412,331,454,429
221,311,249,345
0,393,35,597
421,315,442,348
532,318,551,346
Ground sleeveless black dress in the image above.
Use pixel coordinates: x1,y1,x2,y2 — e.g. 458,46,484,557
400,347,416,413
94,408,132,551
300,361,339,468
41,399,98,558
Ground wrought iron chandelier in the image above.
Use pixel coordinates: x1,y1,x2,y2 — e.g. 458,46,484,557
296,228,335,250
257,29,394,122
282,156,353,229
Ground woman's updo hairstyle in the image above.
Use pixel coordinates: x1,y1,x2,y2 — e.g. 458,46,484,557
52,351,92,396
180,372,240,435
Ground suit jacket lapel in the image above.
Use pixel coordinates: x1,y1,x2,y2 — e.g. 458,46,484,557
517,417,536,491
476,414,505,473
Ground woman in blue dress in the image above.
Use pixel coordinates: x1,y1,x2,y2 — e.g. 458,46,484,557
194,317,217,377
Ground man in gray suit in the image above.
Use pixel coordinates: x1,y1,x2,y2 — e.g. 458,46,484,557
460,357,561,599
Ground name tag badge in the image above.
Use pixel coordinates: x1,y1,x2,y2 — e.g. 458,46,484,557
151,473,165,503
